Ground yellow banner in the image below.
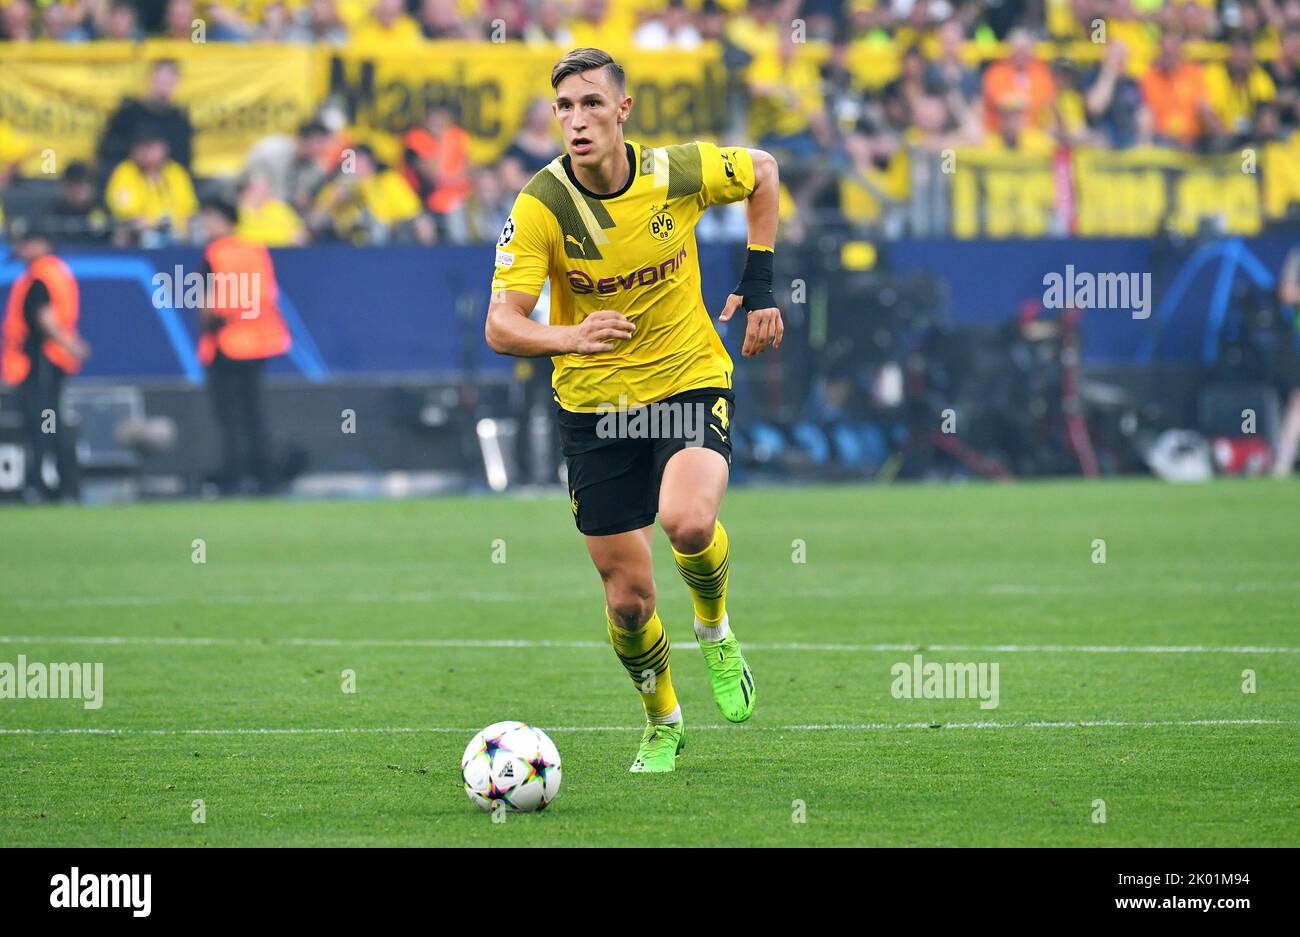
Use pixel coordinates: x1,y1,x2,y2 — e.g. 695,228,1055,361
5,37,1294,238
950,150,1061,239
951,145,1280,238
320,42,728,167
1260,132,1300,222
0,41,318,177
1073,147,1262,237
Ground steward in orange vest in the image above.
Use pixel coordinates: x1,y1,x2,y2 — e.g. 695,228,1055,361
197,198,291,495
1,230,89,499
2,236,87,385
197,237,291,367
400,106,471,216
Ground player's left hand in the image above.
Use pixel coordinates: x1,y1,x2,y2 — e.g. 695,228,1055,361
719,294,783,357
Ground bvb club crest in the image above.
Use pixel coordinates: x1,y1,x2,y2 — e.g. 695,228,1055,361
648,210,675,241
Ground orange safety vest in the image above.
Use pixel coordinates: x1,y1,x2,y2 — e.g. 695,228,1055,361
2,254,81,386
197,236,292,366
401,125,471,214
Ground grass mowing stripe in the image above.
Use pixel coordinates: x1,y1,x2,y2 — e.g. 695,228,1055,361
1,718,1293,736
1,591,548,608
1,634,1297,653
5,580,1299,608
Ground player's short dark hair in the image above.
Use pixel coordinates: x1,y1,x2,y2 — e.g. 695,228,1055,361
550,48,626,94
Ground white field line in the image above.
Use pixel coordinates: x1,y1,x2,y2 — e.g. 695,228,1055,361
4,580,1299,609
0,634,1296,654
0,719,1292,737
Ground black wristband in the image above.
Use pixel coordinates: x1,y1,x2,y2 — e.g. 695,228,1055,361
734,248,775,312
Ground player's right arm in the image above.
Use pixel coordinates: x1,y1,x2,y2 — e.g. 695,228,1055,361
486,291,634,357
484,191,633,357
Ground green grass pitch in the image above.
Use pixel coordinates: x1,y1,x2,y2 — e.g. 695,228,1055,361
1,479,1297,847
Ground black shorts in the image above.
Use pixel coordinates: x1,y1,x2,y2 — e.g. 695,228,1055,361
557,386,734,536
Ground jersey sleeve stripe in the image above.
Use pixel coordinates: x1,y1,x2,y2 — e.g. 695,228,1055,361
652,147,670,189
666,143,704,199
638,144,657,176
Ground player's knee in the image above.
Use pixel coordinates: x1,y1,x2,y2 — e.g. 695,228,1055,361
605,583,655,631
661,510,716,555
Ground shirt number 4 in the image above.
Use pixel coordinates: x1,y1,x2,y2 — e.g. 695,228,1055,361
712,397,730,431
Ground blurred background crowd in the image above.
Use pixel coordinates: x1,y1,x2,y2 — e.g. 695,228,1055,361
2,1,1299,498
2,0,1300,247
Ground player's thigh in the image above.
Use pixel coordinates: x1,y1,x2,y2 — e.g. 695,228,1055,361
658,447,729,551
654,387,733,550
584,526,657,626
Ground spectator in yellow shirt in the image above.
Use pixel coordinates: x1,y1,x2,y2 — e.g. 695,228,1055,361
1050,59,1091,145
105,131,199,246
980,99,1058,155
1205,36,1276,143
568,0,638,49
236,173,308,247
350,0,423,45
747,30,834,156
309,144,434,245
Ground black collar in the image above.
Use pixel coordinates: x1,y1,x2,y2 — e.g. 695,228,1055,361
562,142,636,200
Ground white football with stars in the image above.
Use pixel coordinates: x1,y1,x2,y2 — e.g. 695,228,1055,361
461,721,562,813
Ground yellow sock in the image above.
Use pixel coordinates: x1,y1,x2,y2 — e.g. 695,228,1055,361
606,609,680,722
672,520,729,626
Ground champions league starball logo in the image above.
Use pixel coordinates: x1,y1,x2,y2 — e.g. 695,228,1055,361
498,216,515,248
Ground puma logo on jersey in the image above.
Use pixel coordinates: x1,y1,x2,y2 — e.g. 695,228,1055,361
722,152,736,179
565,234,589,256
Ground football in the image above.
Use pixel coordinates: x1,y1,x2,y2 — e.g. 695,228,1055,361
461,721,562,813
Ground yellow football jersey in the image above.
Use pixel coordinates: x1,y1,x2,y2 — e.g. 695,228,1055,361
492,140,756,412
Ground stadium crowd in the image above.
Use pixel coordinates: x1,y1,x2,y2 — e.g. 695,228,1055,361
1,0,1299,245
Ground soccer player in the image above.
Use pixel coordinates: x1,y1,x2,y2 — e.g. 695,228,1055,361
485,48,783,772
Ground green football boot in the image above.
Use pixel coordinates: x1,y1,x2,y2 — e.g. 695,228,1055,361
697,620,756,723
629,719,685,773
